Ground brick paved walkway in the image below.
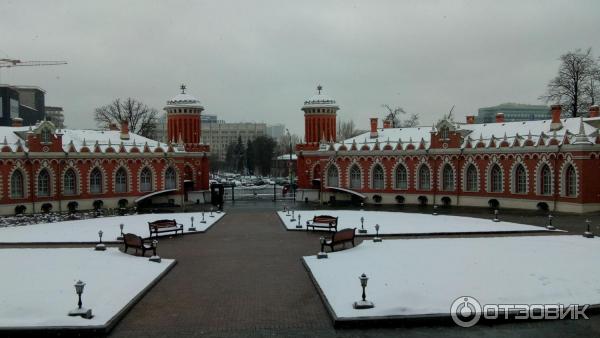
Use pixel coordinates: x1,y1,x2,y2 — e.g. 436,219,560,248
108,202,600,337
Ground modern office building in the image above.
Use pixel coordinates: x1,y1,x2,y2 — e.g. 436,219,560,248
45,106,65,128
0,85,46,127
476,103,550,123
201,120,267,161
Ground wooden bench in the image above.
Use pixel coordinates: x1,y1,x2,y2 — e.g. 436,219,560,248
325,228,356,252
123,233,156,256
306,215,338,232
148,219,184,238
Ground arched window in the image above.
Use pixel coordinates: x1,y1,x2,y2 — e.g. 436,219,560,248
440,127,449,139
115,168,128,193
349,165,361,189
140,167,152,192
565,165,577,197
442,164,454,191
418,165,430,190
11,170,24,198
540,165,551,195
40,128,52,143
165,167,177,190
466,165,478,192
64,169,77,195
327,165,339,187
372,165,384,190
37,169,50,197
490,164,502,192
395,164,408,190
514,164,527,193
89,168,103,194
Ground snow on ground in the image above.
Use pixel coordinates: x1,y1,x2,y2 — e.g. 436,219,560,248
0,212,225,244
0,248,174,328
278,210,550,235
304,236,600,320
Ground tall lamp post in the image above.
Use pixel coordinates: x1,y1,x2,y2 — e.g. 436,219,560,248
286,128,295,201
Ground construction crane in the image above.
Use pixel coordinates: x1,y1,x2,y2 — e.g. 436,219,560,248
0,58,67,82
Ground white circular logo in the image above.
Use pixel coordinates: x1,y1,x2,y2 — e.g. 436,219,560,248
450,296,482,327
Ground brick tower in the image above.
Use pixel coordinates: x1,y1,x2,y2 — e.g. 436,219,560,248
165,84,204,147
302,85,339,144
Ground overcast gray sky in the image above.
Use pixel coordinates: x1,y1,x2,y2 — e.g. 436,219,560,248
1,0,599,136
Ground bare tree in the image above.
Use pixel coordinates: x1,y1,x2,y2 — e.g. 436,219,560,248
540,48,600,117
276,132,300,155
382,104,420,127
337,119,364,140
94,98,159,138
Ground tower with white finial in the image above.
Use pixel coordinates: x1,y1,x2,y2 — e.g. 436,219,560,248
302,85,339,144
164,84,204,147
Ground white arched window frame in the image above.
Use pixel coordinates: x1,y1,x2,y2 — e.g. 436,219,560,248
349,165,361,189
442,164,454,191
140,167,153,192
418,165,431,190
465,164,478,192
539,164,552,196
371,164,384,190
37,169,51,197
11,170,24,198
89,168,103,194
565,165,577,197
490,164,502,193
64,168,77,195
115,168,128,193
395,164,408,190
165,167,177,190
514,164,527,194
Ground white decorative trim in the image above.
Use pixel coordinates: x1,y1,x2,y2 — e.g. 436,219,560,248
509,156,529,194
461,157,480,192
112,165,132,193
347,161,364,190
161,165,180,190
34,161,56,197
415,162,432,191
61,164,81,196
8,161,29,199
391,159,409,190
485,157,504,193
534,157,554,196
87,163,108,194
559,157,579,198
437,157,456,192
324,162,341,188
137,165,157,193
368,160,386,190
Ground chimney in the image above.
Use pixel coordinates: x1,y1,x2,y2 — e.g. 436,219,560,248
11,117,23,127
383,120,392,129
550,104,563,131
495,113,505,123
589,105,599,118
120,120,130,140
370,118,378,138
466,115,475,124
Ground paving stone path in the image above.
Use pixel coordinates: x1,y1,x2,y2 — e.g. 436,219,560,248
108,202,600,337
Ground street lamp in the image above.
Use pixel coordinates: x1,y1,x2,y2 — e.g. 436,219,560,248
149,239,161,262
359,216,367,234
189,216,196,232
492,209,500,222
68,280,93,319
95,230,106,251
373,224,382,242
296,214,303,229
317,236,328,259
200,210,206,223
117,223,124,240
291,210,296,222
353,273,374,309
583,219,594,238
210,207,215,217
546,214,555,230
433,204,438,216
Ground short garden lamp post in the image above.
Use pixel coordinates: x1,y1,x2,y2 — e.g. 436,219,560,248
117,223,124,240
200,210,206,223
373,224,382,242
217,204,222,213
359,216,367,234
210,207,215,217
493,209,500,222
189,216,196,232
317,236,328,259
546,214,555,230
149,239,161,262
433,204,438,216
285,204,290,216
68,280,93,319
360,202,364,211
95,230,106,251
353,273,374,309
291,210,296,222
296,214,303,229
583,219,594,238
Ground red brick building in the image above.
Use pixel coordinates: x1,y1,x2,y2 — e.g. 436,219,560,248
296,89,600,213
0,86,210,215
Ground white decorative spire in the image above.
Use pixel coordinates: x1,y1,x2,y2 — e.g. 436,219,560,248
572,117,593,145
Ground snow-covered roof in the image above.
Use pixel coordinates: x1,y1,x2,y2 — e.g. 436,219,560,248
302,85,338,110
165,92,203,109
0,123,184,154
323,116,600,152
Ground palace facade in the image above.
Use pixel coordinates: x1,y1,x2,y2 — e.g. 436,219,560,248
0,86,210,215
296,87,600,213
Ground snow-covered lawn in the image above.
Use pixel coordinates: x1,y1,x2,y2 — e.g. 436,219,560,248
278,210,551,235
0,212,225,244
304,236,600,321
0,248,174,329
